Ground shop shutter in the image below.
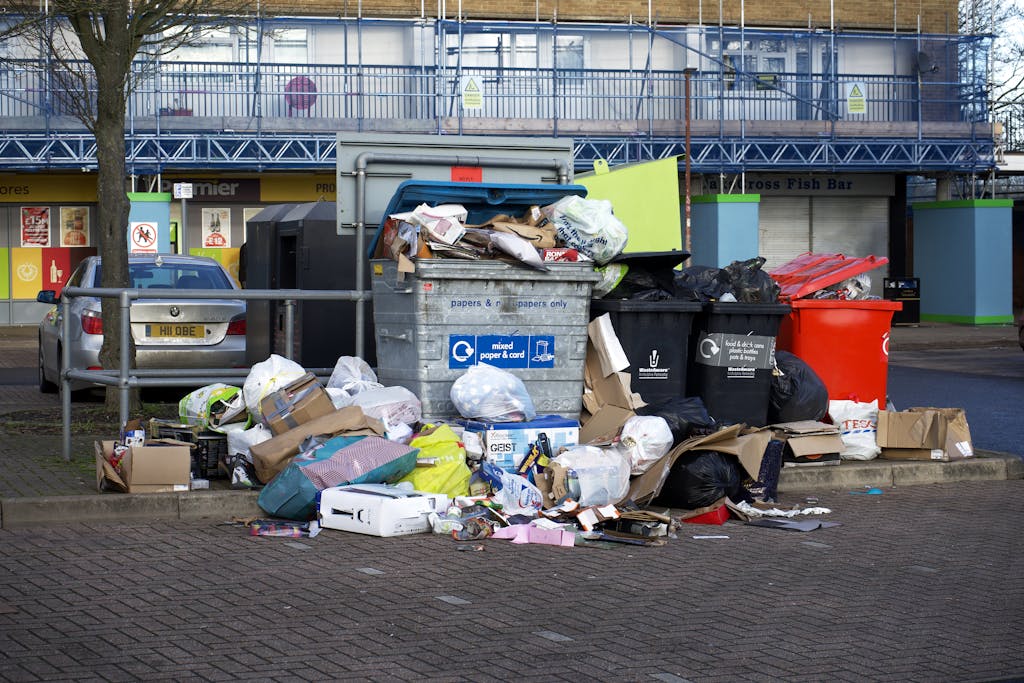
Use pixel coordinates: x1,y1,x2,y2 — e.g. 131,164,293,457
809,196,890,296
758,196,810,271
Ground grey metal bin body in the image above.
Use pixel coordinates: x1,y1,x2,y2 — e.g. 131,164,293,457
371,259,600,421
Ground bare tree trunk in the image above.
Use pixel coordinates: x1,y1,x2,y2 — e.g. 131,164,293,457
92,65,139,415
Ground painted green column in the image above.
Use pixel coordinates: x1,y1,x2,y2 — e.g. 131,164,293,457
690,194,761,267
127,192,173,254
912,199,1013,324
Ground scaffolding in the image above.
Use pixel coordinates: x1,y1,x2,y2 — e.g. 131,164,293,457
0,15,997,175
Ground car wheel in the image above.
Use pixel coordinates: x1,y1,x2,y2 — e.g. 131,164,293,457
1019,324,1024,352
38,336,57,394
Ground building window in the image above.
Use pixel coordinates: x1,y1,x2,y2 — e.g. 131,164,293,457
273,28,308,64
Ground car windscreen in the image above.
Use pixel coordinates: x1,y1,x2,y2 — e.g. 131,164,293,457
93,263,234,290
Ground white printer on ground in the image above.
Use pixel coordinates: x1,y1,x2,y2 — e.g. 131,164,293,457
317,483,450,537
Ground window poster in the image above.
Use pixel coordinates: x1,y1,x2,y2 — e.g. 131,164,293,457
21,207,51,247
59,207,90,247
202,207,231,248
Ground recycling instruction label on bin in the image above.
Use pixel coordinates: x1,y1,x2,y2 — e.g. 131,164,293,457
694,333,774,369
448,334,556,369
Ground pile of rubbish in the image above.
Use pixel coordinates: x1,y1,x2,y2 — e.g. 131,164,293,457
375,193,629,269
98,315,846,547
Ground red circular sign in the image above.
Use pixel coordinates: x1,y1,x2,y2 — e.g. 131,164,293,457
285,76,318,111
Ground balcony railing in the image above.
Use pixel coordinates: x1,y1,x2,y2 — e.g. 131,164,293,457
0,58,984,135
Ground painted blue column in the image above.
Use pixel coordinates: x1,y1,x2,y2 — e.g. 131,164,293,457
912,199,1013,325
127,192,173,254
690,194,760,267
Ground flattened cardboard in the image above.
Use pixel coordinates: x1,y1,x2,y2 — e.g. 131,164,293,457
627,425,770,505
94,440,191,494
580,338,644,445
249,406,386,484
260,373,336,436
770,421,844,458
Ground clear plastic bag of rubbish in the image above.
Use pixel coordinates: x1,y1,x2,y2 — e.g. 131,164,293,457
351,385,422,426
327,356,382,398
550,445,630,507
450,363,536,422
619,415,675,475
541,195,628,265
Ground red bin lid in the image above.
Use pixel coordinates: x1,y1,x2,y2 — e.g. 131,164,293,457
769,252,890,300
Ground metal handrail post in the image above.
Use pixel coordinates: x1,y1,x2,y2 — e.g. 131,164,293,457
119,290,131,430
283,299,296,359
61,296,72,462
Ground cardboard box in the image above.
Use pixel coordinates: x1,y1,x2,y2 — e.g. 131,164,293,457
249,406,385,484
771,420,845,466
877,407,974,462
317,484,449,537
457,415,580,472
260,373,336,436
95,440,191,494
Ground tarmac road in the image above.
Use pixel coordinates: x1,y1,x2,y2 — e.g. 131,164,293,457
1,480,1022,682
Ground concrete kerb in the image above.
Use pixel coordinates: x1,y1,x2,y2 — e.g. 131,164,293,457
1,451,1019,530
0,489,262,529
776,450,1022,492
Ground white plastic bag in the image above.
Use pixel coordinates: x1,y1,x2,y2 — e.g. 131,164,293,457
350,385,422,426
619,415,674,475
242,354,307,420
226,423,273,463
450,363,537,422
828,399,881,460
542,195,628,265
327,356,382,397
551,445,630,507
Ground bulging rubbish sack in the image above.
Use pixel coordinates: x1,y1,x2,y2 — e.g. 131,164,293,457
351,385,423,427
450,364,536,422
327,356,382,398
542,195,628,265
619,415,674,476
243,354,306,420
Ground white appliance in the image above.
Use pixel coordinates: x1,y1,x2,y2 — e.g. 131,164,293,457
317,484,449,537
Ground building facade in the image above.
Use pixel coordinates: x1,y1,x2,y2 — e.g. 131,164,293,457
0,0,1000,325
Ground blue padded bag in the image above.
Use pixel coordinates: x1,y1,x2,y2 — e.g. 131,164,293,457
257,435,418,520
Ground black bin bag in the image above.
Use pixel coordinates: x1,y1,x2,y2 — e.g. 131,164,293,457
636,396,717,446
653,449,747,509
768,350,829,424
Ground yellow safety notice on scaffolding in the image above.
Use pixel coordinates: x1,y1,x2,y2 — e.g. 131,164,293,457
846,82,866,115
461,77,483,111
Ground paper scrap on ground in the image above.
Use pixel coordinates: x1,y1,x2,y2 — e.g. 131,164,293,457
746,519,842,532
491,524,575,547
732,500,832,518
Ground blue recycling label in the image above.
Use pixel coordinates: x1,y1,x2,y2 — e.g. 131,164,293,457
448,334,556,369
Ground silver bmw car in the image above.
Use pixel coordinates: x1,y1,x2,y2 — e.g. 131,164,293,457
37,254,247,393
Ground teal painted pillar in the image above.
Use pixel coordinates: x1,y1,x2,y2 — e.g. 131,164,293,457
127,192,173,254
912,199,1013,324
690,194,761,267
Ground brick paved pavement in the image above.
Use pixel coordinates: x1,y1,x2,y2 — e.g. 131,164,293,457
1,479,1022,682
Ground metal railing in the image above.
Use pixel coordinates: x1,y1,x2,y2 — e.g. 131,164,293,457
58,286,372,462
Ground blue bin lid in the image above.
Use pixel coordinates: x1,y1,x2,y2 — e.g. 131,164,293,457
368,180,587,259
